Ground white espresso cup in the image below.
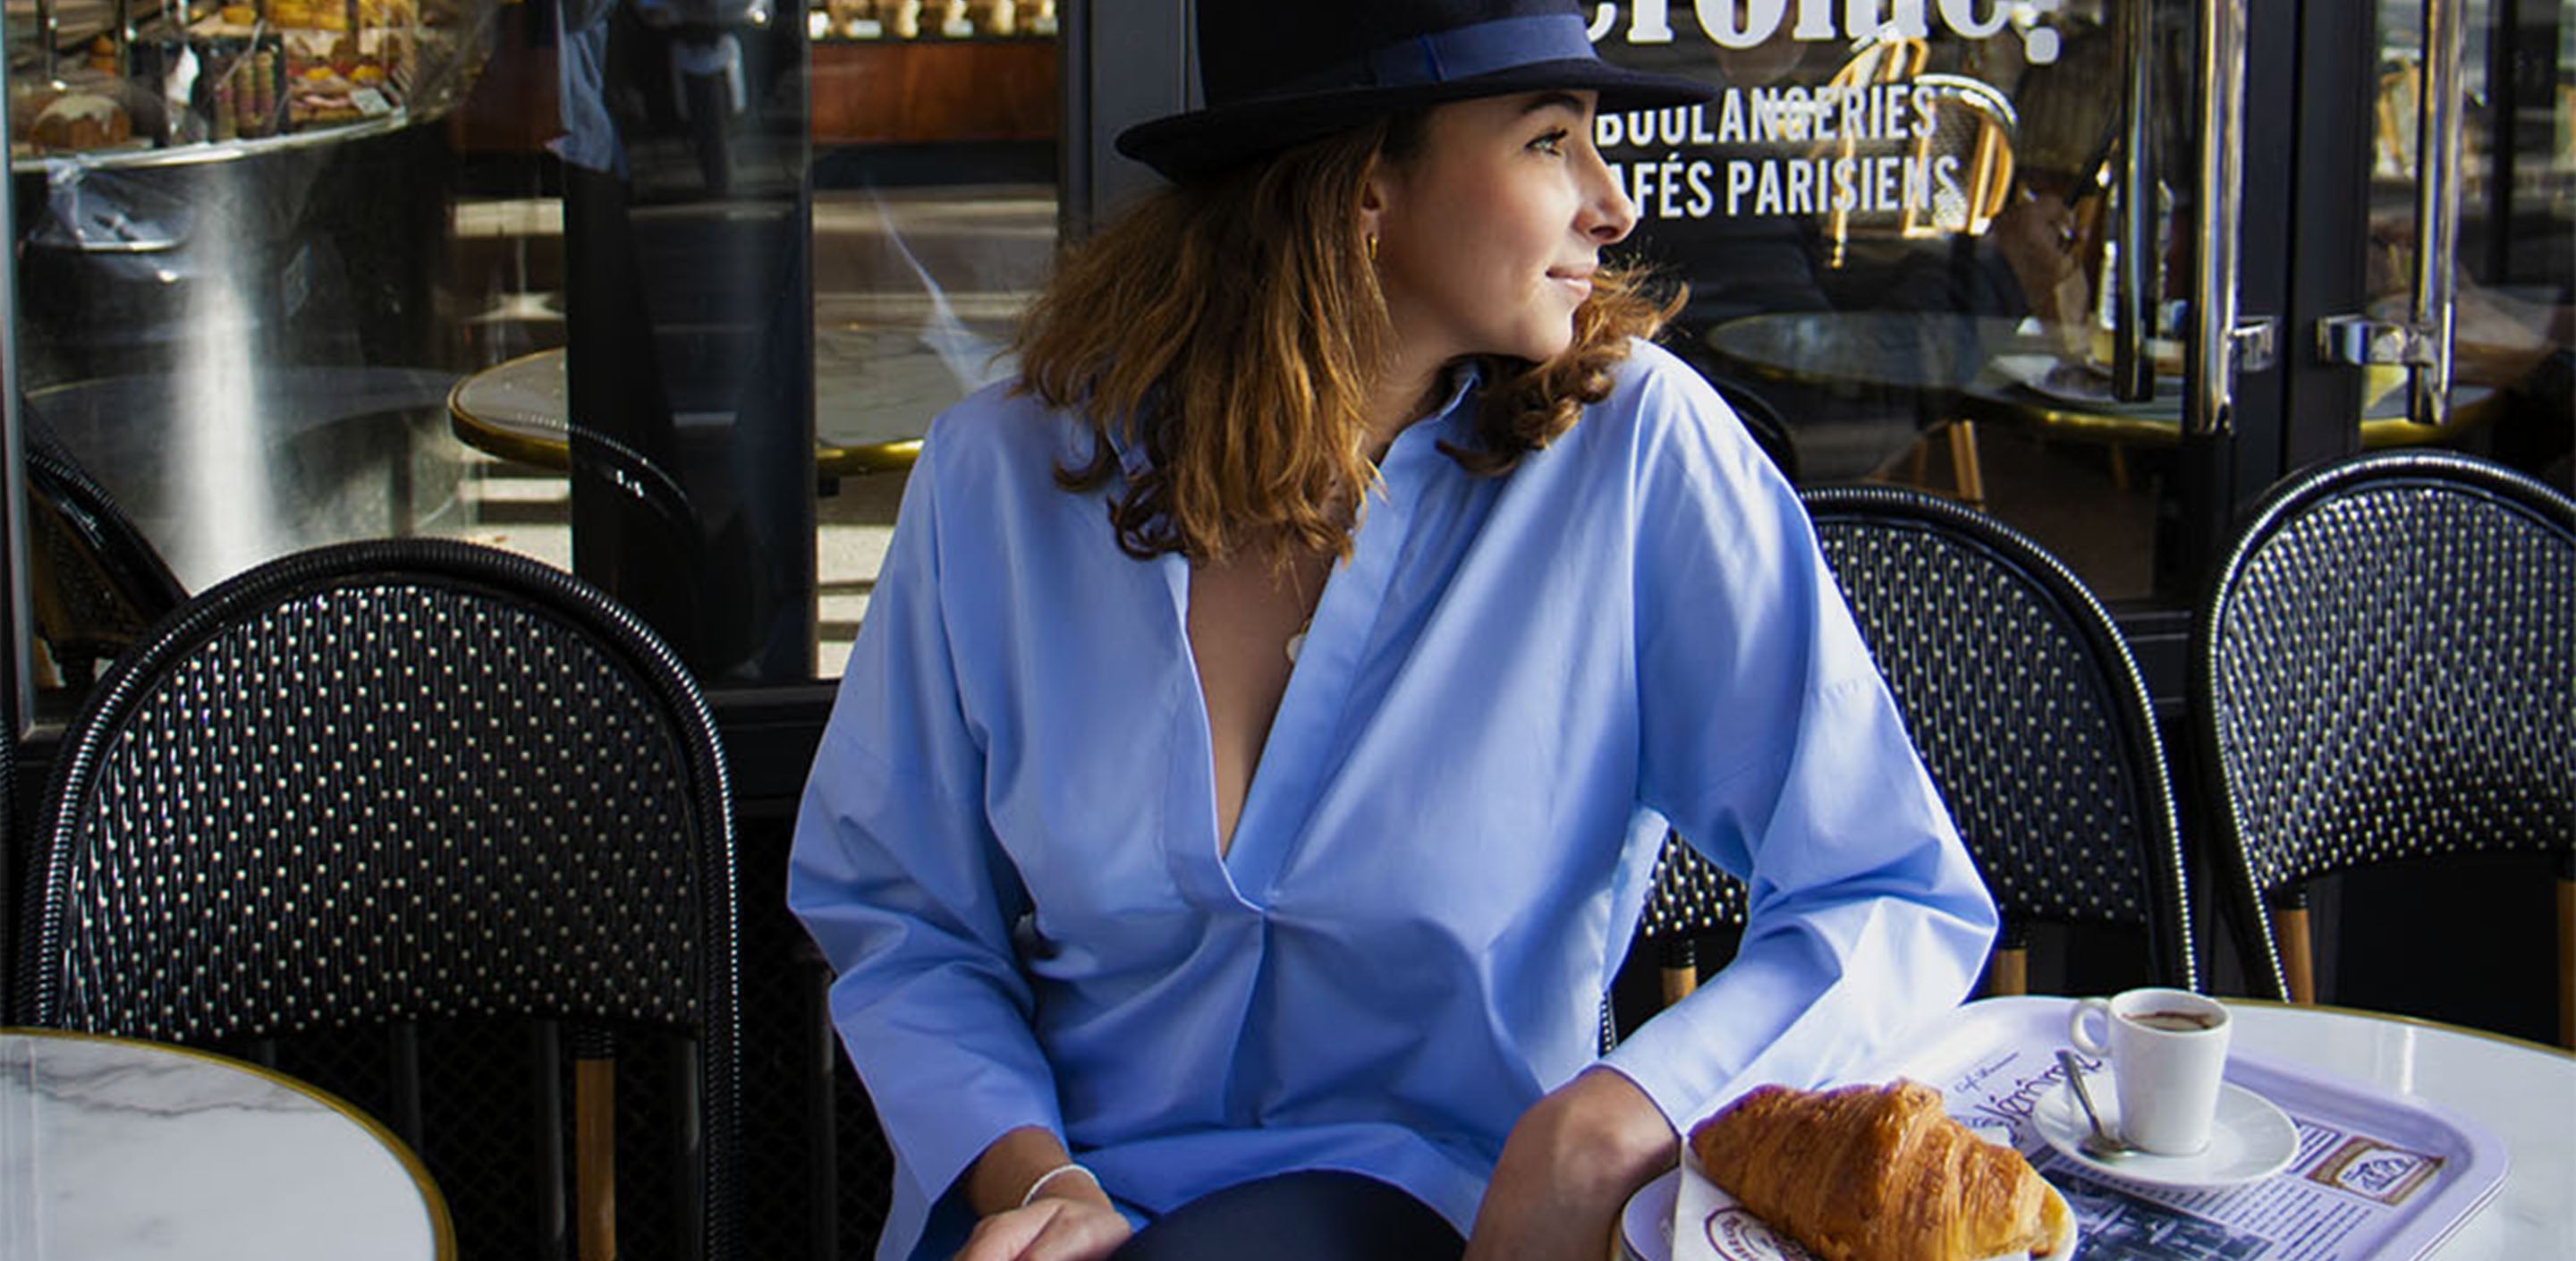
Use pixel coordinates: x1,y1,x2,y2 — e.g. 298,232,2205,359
2067,987,2232,1155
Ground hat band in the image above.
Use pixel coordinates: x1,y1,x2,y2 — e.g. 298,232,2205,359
1257,13,1599,101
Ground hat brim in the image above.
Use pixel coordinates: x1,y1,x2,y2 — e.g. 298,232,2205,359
1115,58,1715,181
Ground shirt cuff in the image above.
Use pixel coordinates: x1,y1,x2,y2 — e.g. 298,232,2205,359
1596,940,1828,1131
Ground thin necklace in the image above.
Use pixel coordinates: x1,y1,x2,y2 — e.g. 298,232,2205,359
1284,558,1323,664
1280,533,1344,665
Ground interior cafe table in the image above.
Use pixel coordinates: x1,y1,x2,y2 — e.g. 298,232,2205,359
1702,310,2495,489
1,1028,453,1261
449,343,931,476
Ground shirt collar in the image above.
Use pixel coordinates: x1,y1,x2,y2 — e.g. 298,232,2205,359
1096,359,1492,478
1110,419,1155,480
1392,360,1488,459
1428,360,1486,424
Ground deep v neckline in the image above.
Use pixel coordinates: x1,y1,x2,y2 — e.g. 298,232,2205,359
1149,382,1470,893
1184,548,1334,858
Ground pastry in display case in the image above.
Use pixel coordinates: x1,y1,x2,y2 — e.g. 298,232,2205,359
19,77,137,150
809,0,1050,41
806,0,1054,146
6,0,499,164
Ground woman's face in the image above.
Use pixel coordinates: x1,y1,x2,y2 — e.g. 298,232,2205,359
1368,89,1639,370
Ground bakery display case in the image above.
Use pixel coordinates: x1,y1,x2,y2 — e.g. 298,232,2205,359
804,0,1051,43
4,0,505,653
8,0,494,162
804,0,1053,147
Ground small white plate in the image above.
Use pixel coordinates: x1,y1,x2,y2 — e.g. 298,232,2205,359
2034,1076,2301,1189
1620,1165,2078,1261
1619,1166,1680,1260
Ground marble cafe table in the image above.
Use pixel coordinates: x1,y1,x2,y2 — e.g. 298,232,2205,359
1,1028,452,1261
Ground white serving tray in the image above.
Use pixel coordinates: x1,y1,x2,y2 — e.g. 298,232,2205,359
1868,996,2509,1261
1623,996,2510,1261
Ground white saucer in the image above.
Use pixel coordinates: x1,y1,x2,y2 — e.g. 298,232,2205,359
1621,1164,2079,1260
2034,1076,2300,1189
1619,1166,1679,1260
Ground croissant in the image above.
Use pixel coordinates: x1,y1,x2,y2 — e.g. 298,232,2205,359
1689,1080,2068,1261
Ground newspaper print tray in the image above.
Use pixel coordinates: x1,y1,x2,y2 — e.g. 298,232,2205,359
1621,996,2508,1261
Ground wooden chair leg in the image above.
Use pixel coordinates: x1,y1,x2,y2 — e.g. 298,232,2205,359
2272,904,2317,1005
1946,420,1987,510
1657,937,1700,1011
577,1056,617,1261
2557,875,2573,1050
1981,946,2029,998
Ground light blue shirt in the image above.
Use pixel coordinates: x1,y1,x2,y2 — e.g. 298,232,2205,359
788,340,1996,1260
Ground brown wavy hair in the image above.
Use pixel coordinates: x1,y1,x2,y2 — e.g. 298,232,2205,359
1013,111,1682,565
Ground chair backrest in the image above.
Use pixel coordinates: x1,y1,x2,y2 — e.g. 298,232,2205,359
21,426,189,687
1626,487,2192,1043
13,537,741,1260
2192,450,2575,1009
1818,37,2018,265
1807,487,2192,993
1901,75,2018,236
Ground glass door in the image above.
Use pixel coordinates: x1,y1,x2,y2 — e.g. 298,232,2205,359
1590,0,2572,696
2284,0,2572,1045
2315,1,2570,482
3,0,1083,718
1595,1,2226,616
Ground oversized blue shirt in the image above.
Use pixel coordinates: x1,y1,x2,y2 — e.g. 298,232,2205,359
788,341,1996,1260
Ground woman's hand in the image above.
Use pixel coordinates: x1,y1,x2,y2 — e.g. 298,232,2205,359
954,1126,1133,1261
1462,1066,1676,1261
953,1195,1131,1261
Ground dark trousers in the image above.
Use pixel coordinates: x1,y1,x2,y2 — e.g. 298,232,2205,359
1112,1171,1466,1261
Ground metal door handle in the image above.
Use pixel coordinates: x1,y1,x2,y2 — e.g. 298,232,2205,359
2317,0,2468,432
2408,0,2468,429
2189,0,2260,437
2108,0,2157,402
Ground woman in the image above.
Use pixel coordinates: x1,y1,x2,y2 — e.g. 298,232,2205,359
788,4,1998,1259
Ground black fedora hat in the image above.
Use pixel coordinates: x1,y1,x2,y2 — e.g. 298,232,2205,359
1116,0,1715,181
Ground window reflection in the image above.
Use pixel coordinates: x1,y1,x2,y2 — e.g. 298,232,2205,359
1594,1,2574,604
801,0,1055,669
2371,1,2574,486
1598,3,2184,599
425,0,1060,678
7,0,504,714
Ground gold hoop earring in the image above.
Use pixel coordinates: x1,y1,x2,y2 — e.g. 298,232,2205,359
1366,233,1378,264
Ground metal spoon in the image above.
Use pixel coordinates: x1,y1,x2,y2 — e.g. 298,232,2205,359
2055,1049,2136,1159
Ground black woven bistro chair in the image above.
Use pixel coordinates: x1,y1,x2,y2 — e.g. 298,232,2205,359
1624,487,2194,1036
12,537,742,1261
2192,450,2574,1045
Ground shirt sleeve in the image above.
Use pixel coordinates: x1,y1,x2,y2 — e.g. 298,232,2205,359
1597,358,1999,1129
786,435,1065,1228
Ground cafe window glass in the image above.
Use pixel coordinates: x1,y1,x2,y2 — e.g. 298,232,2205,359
436,0,1062,682
2368,0,2573,487
1594,2,2187,602
1591,2,2574,609
7,0,508,719
6,0,1066,712
801,0,1059,671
